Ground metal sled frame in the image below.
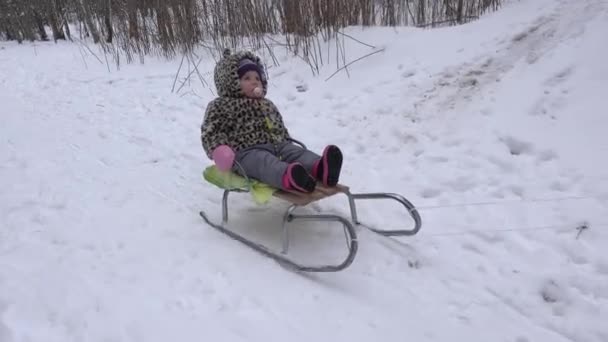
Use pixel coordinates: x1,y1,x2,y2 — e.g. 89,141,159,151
199,184,422,272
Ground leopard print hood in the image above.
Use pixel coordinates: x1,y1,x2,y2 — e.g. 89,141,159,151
200,49,291,159
214,49,268,98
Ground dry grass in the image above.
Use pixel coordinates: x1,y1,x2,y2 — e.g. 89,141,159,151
1,0,502,71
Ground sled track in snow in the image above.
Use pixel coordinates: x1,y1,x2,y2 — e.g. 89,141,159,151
417,0,607,113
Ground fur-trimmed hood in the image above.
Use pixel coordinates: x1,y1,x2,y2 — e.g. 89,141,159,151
214,49,268,98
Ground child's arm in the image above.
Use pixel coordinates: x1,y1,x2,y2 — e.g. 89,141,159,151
201,100,231,159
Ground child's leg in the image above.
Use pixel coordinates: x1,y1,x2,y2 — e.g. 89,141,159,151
235,145,316,192
234,146,288,189
277,142,321,174
278,142,343,187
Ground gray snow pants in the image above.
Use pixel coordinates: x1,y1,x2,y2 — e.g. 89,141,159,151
233,141,321,189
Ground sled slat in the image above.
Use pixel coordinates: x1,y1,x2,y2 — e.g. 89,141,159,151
274,184,349,206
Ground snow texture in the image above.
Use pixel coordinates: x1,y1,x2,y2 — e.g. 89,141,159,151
1,0,607,341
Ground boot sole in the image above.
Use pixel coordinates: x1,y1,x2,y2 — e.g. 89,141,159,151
322,145,342,187
289,164,316,193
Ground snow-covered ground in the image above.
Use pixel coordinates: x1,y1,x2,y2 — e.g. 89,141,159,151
1,0,607,341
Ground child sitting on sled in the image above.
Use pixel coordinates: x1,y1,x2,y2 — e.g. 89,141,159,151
201,49,343,193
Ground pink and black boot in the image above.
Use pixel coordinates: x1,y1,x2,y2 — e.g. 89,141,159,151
313,145,343,187
282,163,316,193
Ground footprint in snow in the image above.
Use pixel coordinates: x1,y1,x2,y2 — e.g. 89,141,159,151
511,19,545,43
480,108,494,116
465,69,485,77
441,138,464,148
471,230,504,244
595,261,608,276
391,129,417,144
446,177,477,193
336,118,348,128
549,180,570,192
530,91,568,118
355,142,366,153
544,66,574,87
401,70,416,79
330,101,345,110
376,106,393,116
500,135,534,156
425,155,449,164
480,57,493,69
420,188,441,199
537,149,558,162
459,78,479,88
562,246,589,265
363,85,375,94
510,185,525,197
528,67,573,117
540,279,569,308
461,241,483,255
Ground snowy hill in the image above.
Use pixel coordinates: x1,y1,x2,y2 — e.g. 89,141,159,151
1,0,607,341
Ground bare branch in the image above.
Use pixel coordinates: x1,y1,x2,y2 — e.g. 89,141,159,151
325,48,386,82
337,31,376,49
172,53,186,93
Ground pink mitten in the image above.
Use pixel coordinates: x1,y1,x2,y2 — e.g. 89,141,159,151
212,145,235,172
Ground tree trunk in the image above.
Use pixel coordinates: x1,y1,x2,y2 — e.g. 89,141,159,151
104,0,113,43
417,0,425,26
127,0,139,39
5,30,13,40
445,0,451,18
49,13,66,41
63,19,72,40
457,0,464,23
79,0,100,43
105,14,112,43
33,11,49,41
50,0,66,41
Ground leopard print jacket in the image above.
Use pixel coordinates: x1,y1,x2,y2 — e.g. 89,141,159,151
200,49,291,159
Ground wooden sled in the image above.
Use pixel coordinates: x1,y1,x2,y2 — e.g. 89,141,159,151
200,139,420,272
200,173,422,272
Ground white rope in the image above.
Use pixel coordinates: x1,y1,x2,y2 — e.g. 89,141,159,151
416,195,606,210
406,222,608,238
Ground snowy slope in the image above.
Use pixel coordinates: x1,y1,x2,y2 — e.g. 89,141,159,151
1,0,607,341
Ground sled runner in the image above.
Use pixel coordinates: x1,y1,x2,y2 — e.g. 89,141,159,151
200,161,422,272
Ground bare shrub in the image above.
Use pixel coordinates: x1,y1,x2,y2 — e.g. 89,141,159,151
0,0,503,71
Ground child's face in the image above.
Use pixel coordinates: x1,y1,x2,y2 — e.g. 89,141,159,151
239,70,263,99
